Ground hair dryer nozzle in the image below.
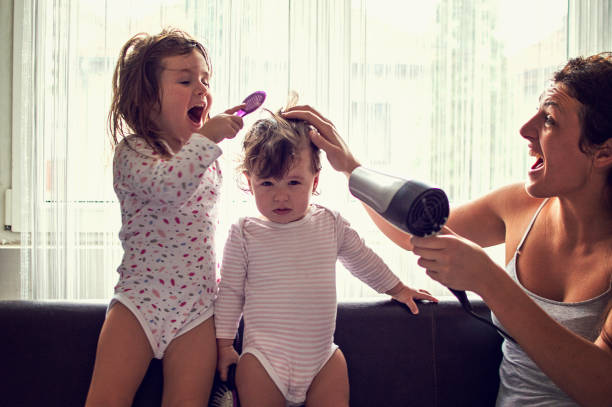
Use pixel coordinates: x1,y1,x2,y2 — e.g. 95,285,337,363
349,167,449,237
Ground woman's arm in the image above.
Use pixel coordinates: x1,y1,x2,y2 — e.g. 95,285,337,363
281,105,532,251
411,231,612,407
483,270,612,407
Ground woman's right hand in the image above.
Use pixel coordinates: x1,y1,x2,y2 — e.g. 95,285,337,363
282,105,360,176
410,226,500,295
199,104,245,144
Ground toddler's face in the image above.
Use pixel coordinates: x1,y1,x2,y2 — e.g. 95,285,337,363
247,148,319,224
153,50,212,151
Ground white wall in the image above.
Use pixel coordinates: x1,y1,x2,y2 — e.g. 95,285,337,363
0,1,20,299
0,1,18,244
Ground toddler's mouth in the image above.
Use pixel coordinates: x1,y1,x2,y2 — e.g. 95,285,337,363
188,106,204,124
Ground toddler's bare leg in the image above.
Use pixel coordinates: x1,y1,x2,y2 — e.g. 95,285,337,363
161,316,217,407
305,349,349,407
85,302,154,407
236,353,285,407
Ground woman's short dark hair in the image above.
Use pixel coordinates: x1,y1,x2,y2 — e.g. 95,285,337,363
553,52,612,203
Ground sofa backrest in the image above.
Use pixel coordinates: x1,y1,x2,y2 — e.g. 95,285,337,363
334,298,503,406
0,298,502,406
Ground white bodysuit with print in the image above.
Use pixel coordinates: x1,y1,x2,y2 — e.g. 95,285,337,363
112,134,222,358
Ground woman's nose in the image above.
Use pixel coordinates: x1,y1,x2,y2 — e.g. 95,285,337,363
520,112,538,141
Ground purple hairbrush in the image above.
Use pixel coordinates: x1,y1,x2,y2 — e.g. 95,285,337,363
236,91,266,117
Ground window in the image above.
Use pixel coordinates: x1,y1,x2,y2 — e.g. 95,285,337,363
11,0,587,300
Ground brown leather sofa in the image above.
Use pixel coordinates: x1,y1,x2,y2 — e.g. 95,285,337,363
0,298,502,406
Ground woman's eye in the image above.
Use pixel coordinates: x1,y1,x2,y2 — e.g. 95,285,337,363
545,115,555,125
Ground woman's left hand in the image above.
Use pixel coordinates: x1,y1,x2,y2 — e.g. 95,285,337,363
410,227,497,294
281,105,360,176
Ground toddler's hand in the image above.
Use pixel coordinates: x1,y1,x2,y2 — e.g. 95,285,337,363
386,282,438,315
217,341,240,382
199,104,245,144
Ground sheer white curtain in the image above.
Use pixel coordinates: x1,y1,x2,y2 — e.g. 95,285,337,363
14,0,589,300
568,0,612,57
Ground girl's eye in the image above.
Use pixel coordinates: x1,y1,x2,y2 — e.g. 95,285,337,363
544,115,555,125
202,80,210,88
179,80,190,85
289,180,301,186
261,181,273,187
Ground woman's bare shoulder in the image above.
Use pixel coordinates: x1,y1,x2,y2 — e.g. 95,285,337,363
447,182,544,247
492,183,544,219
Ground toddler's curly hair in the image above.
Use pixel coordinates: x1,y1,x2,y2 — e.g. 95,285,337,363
239,110,322,182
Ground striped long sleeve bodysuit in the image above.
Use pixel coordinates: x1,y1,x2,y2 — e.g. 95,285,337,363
112,134,222,359
215,204,400,404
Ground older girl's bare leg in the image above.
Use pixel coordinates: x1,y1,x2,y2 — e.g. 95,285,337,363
85,303,153,407
161,316,217,407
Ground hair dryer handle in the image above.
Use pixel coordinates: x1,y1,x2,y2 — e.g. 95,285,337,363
449,288,472,312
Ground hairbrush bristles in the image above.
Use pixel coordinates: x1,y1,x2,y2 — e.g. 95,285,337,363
236,91,266,117
209,364,239,407
209,383,237,407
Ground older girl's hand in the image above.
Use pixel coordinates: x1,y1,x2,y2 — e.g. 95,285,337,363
199,104,245,144
410,227,498,294
281,105,360,176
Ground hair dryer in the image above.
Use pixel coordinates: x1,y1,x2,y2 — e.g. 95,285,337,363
348,167,516,342
348,167,449,237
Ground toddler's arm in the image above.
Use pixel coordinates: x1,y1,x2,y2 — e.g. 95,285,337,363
215,222,248,376
336,213,436,313
216,338,239,382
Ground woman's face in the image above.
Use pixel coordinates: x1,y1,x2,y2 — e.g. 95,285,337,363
153,50,213,151
520,83,594,199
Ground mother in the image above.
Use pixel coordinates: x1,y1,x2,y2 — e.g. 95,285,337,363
282,53,612,406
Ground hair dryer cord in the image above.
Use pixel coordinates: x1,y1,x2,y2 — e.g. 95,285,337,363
449,288,516,343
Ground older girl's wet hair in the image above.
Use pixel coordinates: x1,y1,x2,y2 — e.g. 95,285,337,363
239,110,322,181
108,27,211,157
553,52,612,203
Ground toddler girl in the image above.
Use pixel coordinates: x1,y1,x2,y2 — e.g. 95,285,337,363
215,110,436,406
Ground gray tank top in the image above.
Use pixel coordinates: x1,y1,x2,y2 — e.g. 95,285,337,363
492,199,612,407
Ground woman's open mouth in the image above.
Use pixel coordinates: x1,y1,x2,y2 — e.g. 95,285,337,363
531,156,544,171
